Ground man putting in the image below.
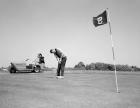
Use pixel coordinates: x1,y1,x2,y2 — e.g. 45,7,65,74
50,48,67,79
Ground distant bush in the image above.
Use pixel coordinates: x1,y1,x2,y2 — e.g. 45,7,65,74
86,63,96,70
74,62,140,72
107,64,114,71
74,62,85,70
115,64,132,71
95,62,109,70
131,66,140,71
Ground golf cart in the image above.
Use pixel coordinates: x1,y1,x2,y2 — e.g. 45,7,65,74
8,59,41,73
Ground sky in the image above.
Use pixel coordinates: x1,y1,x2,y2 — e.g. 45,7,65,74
0,0,140,68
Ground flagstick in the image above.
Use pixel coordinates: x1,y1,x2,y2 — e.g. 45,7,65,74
106,9,120,93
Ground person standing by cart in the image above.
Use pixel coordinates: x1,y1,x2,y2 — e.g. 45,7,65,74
36,53,45,70
50,48,67,79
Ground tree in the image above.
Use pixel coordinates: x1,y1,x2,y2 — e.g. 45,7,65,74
86,63,96,70
95,62,108,70
116,64,132,71
74,62,85,70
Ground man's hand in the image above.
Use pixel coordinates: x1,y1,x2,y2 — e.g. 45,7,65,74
56,57,61,64
58,59,61,64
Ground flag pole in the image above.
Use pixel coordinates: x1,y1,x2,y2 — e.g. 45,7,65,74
106,8,120,93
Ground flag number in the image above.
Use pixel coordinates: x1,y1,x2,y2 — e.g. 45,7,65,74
97,17,103,24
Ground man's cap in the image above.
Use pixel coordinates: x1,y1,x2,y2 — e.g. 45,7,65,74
50,49,53,53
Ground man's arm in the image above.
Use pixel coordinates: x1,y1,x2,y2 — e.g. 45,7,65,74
54,55,61,63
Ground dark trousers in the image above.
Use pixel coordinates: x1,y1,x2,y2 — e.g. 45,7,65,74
57,57,67,76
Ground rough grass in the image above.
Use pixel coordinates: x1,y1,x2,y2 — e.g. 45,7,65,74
0,70,140,108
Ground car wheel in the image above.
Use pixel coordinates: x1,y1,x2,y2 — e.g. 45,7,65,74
10,68,16,73
34,66,41,73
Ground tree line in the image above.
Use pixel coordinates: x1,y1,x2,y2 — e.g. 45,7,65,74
74,62,140,72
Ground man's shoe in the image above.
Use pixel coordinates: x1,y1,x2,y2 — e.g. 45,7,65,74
56,76,64,79
60,76,64,79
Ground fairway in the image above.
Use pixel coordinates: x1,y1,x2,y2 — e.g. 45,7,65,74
0,70,140,108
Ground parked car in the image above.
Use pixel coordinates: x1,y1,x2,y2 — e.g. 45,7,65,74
8,59,41,73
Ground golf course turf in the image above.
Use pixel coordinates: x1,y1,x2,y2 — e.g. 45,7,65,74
0,70,140,108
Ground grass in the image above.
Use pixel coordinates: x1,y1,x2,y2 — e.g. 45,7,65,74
0,70,140,108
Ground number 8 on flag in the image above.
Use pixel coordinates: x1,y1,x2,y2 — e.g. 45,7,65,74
93,10,108,27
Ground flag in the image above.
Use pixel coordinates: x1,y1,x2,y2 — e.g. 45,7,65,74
93,10,108,27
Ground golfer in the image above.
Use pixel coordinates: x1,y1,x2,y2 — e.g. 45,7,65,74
50,48,67,79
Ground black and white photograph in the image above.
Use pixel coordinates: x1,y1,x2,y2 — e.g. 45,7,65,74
0,0,140,108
